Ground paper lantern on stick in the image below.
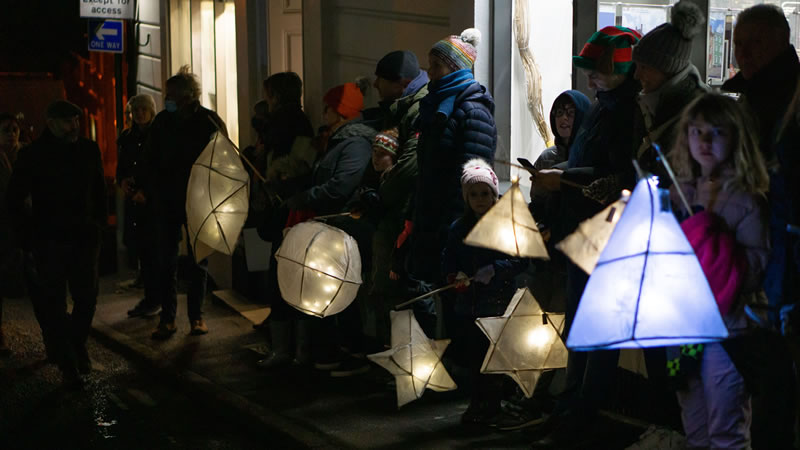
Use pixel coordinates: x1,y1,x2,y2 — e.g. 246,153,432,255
556,190,630,275
567,177,728,351
464,180,549,259
275,221,362,317
186,132,250,262
476,287,567,397
368,310,457,407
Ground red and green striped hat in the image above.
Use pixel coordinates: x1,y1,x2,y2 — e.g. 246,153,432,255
573,26,642,74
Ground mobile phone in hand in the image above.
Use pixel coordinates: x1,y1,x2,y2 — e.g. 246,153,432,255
516,157,536,174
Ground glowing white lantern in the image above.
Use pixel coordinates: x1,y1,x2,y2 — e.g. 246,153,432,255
367,310,457,408
464,180,549,259
186,132,250,262
275,221,362,317
556,190,630,275
566,177,728,351
476,287,567,397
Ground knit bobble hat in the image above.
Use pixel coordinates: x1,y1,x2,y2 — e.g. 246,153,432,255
323,82,364,120
375,50,421,81
373,128,400,156
573,26,642,75
461,158,499,201
633,0,705,76
430,28,481,72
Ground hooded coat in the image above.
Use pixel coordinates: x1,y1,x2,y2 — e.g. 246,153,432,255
556,74,640,242
290,121,376,216
530,90,591,229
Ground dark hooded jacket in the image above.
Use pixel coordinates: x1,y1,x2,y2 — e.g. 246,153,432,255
530,90,591,229
556,74,640,242
723,45,800,321
290,121,376,215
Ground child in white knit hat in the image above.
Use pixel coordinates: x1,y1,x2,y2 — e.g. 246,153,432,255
442,158,528,426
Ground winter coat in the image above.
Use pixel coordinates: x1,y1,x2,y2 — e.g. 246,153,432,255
530,90,591,229
557,75,640,241
414,80,497,237
139,103,224,233
723,46,800,323
670,169,769,334
290,121,376,215
634,64,708,182
6,130,107,244
442,212,528,317
722,45,800,161
116,123,150,246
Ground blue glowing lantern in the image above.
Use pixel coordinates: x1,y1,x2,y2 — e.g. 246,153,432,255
566,177,728,350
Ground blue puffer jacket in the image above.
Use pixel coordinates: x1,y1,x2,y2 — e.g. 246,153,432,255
442,212,528,317
414,81,497,237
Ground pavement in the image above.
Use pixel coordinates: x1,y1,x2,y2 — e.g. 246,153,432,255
90,271,652,449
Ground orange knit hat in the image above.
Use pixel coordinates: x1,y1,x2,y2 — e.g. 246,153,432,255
323,83,364,120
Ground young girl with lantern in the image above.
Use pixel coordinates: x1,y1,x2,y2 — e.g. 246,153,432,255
442,158,527,426
668,93,770,449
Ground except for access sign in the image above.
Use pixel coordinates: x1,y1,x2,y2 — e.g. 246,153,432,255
89,20,124,53
80,0,134,20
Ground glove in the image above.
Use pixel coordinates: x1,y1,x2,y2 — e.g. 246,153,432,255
473,264,495,285
447,272,471,293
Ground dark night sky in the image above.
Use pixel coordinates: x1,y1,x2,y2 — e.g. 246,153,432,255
0,1,87,74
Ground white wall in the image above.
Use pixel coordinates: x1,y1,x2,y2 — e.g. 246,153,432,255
510,0,573,186
136,0,165,111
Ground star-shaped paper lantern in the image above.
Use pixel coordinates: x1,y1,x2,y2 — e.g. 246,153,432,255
464,180,549,259
186,132,250,262
367,310,457,407
556,190,630,275
476,287,567,397
566,177,728,351
275,221,362,317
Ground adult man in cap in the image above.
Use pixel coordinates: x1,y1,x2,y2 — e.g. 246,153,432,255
135,66,225,340
722,5,800,448
7,100,107,386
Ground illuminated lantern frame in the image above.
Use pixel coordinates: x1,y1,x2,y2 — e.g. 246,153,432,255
186,132,250,262
464,180,549,259
275,221,362,317
476,287,567,397
566,177,728,351
368,310,457,408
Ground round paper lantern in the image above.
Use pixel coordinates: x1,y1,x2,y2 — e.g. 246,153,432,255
275,221,362,317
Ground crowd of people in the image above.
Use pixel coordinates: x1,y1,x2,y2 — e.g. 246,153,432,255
1,2,799,447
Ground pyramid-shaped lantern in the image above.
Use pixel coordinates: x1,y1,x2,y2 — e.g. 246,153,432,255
556,190,630,275
275,221,362,317
476,287,567,397
566,177,728,350
186,132,250,262
368,310,457,408
464,180,549,259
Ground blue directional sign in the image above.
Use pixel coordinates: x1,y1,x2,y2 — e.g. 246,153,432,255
88,19,123,53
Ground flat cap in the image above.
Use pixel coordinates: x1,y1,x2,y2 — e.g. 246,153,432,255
46,100,82,119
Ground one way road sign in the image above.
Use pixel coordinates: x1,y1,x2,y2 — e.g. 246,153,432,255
88,19,123,53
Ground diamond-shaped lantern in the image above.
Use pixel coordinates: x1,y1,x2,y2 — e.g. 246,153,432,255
464,180,549,259
275,221,362,317
368,310,457,408
566,177,728,351
476,287,567,397
186,132,250,262
556,190,630,275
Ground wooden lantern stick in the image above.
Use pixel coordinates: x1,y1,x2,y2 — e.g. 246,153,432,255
394,278,474,310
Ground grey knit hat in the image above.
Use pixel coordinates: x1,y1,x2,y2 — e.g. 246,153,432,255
632,0,705,76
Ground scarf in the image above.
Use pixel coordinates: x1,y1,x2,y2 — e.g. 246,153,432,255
419,69,475,126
